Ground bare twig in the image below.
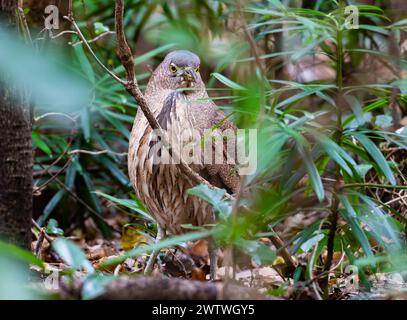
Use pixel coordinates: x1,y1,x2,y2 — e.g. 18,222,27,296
269,233,297,269
34,112,78,123
63,6,124,84
71,31,115,47
34,158,72,194
32,219,53,243
37,162,120,235
236,0,267,78
69,149,127,157
34,228,45,257
33,112,77,190
343,183,407,190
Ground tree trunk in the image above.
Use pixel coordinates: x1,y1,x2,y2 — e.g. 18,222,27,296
0,0,33,249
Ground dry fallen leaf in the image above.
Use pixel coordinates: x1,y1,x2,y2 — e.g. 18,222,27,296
189,239,209,263
191,267,206,281
121,224,148,251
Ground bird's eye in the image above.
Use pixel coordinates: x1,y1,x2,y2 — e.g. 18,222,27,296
195,66,200,73
169,64,178,73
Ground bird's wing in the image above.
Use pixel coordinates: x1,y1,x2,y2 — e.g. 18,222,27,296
190,100,241,194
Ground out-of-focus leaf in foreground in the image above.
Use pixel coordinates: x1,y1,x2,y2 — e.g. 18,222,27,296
0,241,44,299
0,27,91,113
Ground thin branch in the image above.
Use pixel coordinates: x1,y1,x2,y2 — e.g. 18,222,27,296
63,11,124,84
33,113,77,182
36,161,120,235
32,218,53,243
383,193,407,206
343,183,407,190
71,31,115,47
236,0,267,78
69,149,127,156
53,175,120,234
33,158,72,194
34,112,78,123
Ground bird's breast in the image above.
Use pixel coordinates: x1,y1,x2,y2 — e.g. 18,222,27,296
127,90,213,235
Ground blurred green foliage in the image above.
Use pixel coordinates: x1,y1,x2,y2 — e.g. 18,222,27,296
2,0,405,299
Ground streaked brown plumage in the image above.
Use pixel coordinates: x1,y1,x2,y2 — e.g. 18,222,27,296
128,50,240,276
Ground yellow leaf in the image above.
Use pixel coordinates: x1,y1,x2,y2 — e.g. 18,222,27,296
121,224,148,251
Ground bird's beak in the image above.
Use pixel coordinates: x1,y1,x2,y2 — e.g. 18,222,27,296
178,68,197,86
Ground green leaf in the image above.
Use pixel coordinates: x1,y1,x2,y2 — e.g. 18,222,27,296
392,18,407,27
299,233,325,253
375,114,393,128
38,189,66,226
276,89,319,109
32,132,52,156
52,238,94,273
211,73,246,90
81,273,116,300
343,99,387,127
237,240,276,266
357,194,401,249
354,5,384,13
80,107,91,142
94,22,109,35
74,45,95,84
297,145,324,202
134,44,176,65
352,132,396,185
65,162,77,190
187,184,232,218
344,95,365,126
0,241,44,268
292,221,321,253
94,156,129,186
318,136,355,176
339,196,374,259
357,24,390,36
93,191,153,222
45,219,64,236
353,164,373,179
392,79,407,94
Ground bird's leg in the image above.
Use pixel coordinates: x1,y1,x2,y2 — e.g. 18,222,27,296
144,225,165,275
208,238,218,281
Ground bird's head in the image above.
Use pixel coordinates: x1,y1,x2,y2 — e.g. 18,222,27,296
152,50,203,93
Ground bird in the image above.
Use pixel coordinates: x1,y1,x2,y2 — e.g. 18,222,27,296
128,50,240,279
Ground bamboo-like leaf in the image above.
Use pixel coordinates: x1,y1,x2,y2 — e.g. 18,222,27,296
357,193,401,249
38,189,66,226
352,132,396,185
32,132,52,156
297,145,324,202
319,137,353,176
0,241,44,268
74,45,95,84
52,239,94,273
339,196,374,259
211,73,246,90
188,184,231,218
94,191,153,222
